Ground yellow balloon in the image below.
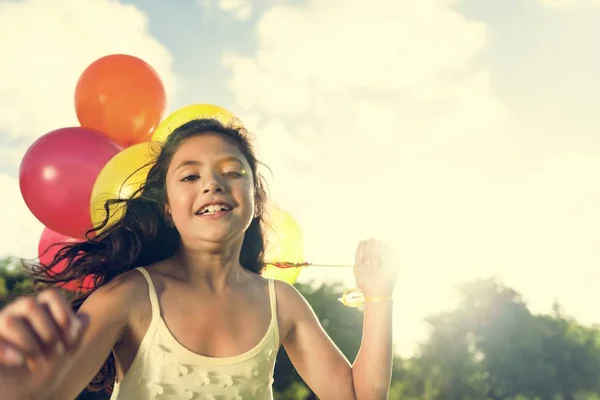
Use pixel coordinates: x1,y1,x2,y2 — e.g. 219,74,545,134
262,206,304,285
152,104,242,143
90,142,159,231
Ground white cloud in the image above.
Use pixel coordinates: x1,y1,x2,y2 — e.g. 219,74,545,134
224,0,489,99
0,0,178,141
223,0,600,356
540,0,572,4
198,0,212,12
540,0,600,6
223,0,508,256
0,174,44,259
219,0,253,20
199,0,253,20
0,145,29,174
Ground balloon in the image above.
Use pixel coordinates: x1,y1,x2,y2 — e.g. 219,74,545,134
90,142,159,231
75,54,167,148
19,127,122,239
152,104,241,143
262,206,304,285
38,227,95,292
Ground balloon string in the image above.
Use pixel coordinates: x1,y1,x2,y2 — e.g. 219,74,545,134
266,262,367,308
266,262,353,269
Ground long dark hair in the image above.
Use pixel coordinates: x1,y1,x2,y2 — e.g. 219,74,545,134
30,118,269,392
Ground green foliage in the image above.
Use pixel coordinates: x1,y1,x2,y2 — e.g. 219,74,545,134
0,256,33,308
399,278,600,400
274,382,311,399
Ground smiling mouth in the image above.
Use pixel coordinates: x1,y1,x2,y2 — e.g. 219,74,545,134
195,203,233,216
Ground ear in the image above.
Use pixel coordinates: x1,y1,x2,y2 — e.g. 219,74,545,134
254,203,263,219
164,205,174,227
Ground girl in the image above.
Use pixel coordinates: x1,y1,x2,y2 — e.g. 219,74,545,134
0,119,398,400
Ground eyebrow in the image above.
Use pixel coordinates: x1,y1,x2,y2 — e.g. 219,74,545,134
173,156,246,172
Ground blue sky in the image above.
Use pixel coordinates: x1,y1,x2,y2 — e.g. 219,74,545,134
119,0,254,109
1,0,599,356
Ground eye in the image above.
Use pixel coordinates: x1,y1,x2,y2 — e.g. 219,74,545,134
224,171,244,178
181,174,200,182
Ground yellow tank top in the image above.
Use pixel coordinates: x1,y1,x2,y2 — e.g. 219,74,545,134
109,267,280,400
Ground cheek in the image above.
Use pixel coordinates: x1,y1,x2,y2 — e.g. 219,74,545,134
167,187,195,217
230,184,255,211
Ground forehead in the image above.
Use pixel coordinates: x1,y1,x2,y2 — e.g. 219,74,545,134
171,133,247,163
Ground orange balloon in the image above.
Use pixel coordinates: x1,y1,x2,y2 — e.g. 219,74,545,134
75,54,167,148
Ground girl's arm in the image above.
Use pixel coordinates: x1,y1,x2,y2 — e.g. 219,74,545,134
0,271,145,400
50,272,144,399
278,239,397,400
279,283,393,400
350,299,394,398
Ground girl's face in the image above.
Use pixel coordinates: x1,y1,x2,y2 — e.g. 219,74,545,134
165,133,256,246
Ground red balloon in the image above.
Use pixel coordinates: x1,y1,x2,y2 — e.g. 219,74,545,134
19,127,122,239
75,54,167,148
38,227,95,292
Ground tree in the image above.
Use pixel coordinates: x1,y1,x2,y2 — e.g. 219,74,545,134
534,304,600,400
411,278,600,400
414,310,488,400
0,257,33,308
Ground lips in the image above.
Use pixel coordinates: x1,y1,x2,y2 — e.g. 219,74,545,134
195,202,234,216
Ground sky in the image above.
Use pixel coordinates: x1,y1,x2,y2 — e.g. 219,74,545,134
0,0,599,357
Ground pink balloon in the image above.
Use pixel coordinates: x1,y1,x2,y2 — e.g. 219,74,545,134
38,227,95,292
20,127,122,239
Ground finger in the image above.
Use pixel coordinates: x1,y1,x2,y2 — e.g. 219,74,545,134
0,310,43,357
74,313,90,343
354,240,366,267
12,298,60,349
0,340,25,367
380,242,398,273
364,239,376,270
37,289,80,347
372,240,383,269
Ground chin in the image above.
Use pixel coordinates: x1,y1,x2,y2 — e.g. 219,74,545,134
185,229,245,246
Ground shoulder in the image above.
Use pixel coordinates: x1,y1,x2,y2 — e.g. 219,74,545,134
271,279,317,339
79,268,150,319
90,268,149,300
272,279,306,306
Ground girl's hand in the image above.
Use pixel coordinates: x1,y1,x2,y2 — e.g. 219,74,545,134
0,288,87,400
354,239,399,297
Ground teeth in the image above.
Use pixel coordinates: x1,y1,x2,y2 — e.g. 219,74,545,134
199,204,232,214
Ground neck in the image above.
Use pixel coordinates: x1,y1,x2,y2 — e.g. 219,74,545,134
174,239,248,292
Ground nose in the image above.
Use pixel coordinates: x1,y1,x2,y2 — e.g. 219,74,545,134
202,178,225,194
